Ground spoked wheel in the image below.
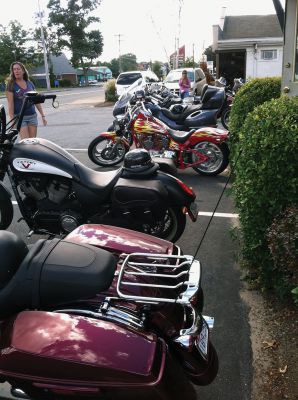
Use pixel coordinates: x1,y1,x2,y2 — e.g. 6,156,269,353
191,141,229,176
88,136,126,167
141,207,186,243
221,107,231,130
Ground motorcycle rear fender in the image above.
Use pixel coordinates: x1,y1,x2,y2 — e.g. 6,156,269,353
155,171,196,206
0,310,166,387
189,127,228,145
65,224,176,255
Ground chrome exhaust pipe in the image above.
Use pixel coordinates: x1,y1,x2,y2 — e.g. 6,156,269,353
203,315,214,330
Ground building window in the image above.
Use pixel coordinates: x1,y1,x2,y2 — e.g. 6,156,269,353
260,50,277,60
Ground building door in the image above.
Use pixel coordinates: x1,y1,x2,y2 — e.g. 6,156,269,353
217,51,246,86
282,0,298,96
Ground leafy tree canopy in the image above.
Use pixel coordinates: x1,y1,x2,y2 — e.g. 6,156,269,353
0,21,39,76
47,0,103,67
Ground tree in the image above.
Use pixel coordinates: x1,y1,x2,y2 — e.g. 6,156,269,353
0,21,38,75
120,53,138,72
109,58,120,78
204,45,216,65
47,0,103,83
152,61,163,80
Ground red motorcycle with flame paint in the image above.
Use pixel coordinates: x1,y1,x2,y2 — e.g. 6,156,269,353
88,80,229,176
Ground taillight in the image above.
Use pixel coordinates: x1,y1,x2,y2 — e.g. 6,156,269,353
176,178,195,197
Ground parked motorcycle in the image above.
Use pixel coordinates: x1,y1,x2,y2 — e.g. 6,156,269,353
88,80,229,176
0,92,198,242
0,224,218,400
214,77,244,129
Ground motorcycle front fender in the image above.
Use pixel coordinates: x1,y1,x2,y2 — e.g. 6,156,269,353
99,131,130,150
189,127,229,145
0,181,13,229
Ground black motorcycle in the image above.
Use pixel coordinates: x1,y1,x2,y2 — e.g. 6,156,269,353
0,92,198,242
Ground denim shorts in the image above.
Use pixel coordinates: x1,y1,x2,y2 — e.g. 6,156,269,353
18,113,38,128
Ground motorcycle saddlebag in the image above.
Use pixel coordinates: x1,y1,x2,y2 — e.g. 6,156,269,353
112,178,168,210
0,311,166,389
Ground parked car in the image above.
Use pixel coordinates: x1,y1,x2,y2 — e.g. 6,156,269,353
164,68,207,96
115,70,159,96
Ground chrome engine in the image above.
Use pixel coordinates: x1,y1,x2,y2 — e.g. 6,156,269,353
19,176,70,204
136,133,170,151
18,175,81,233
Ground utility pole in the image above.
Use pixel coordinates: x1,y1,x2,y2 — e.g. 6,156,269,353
37,0,51,90
115,34,123,73
192,43,195,68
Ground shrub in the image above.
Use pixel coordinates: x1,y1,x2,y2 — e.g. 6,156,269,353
232,96,298,295
105,79,117,102
267,206,298,300
229,77,281,160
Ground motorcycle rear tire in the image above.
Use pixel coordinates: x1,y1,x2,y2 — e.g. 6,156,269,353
88,136,126,167
0,193,13,229
141,206,186,243
192,142,229,176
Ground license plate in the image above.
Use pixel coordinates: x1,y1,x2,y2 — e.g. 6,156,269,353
196,320,209,357
188,202,198,221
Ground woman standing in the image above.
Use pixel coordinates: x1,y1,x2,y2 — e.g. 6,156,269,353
178,70,191,99
6,61,47,139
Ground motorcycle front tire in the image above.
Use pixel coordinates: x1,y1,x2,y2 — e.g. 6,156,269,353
88,136,126,167
0,188,13,229
192,141,229,176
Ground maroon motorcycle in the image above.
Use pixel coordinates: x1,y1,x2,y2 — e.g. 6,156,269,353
0,224,218,400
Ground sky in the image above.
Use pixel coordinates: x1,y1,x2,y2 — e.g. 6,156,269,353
0,0,284,63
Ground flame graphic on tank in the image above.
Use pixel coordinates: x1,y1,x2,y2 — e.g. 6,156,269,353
133,119,167,135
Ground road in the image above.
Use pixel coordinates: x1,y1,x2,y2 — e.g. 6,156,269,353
0,87,252,400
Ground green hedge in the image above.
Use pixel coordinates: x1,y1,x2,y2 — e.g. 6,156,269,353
232,96,298,296
229,77,281,159
267,205,298,301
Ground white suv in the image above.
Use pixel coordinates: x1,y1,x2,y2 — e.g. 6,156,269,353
115,70,159,96
164,68,206,96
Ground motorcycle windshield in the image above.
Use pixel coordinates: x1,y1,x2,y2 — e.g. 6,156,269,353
114,78,146,111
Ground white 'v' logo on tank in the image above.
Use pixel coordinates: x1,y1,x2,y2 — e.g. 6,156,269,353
13,158,72,178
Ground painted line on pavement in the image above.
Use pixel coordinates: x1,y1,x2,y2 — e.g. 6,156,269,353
65,148,88,152
10,200,238,218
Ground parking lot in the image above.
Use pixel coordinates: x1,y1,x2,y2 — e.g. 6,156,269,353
0,87,251,400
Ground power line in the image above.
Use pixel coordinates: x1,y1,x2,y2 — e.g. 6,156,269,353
149,14,170,63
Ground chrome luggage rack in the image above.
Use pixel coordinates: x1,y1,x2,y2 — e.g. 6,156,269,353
116,252,201,304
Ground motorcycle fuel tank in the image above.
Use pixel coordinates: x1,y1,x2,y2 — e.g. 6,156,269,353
0,311,166,387
9,138,80,180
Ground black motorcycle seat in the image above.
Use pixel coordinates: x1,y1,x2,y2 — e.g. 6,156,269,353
167,128,196,143
161,105,202,122
0,237,117,318
74,163,122,196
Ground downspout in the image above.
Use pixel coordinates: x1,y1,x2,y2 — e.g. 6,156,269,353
272,0,285,32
